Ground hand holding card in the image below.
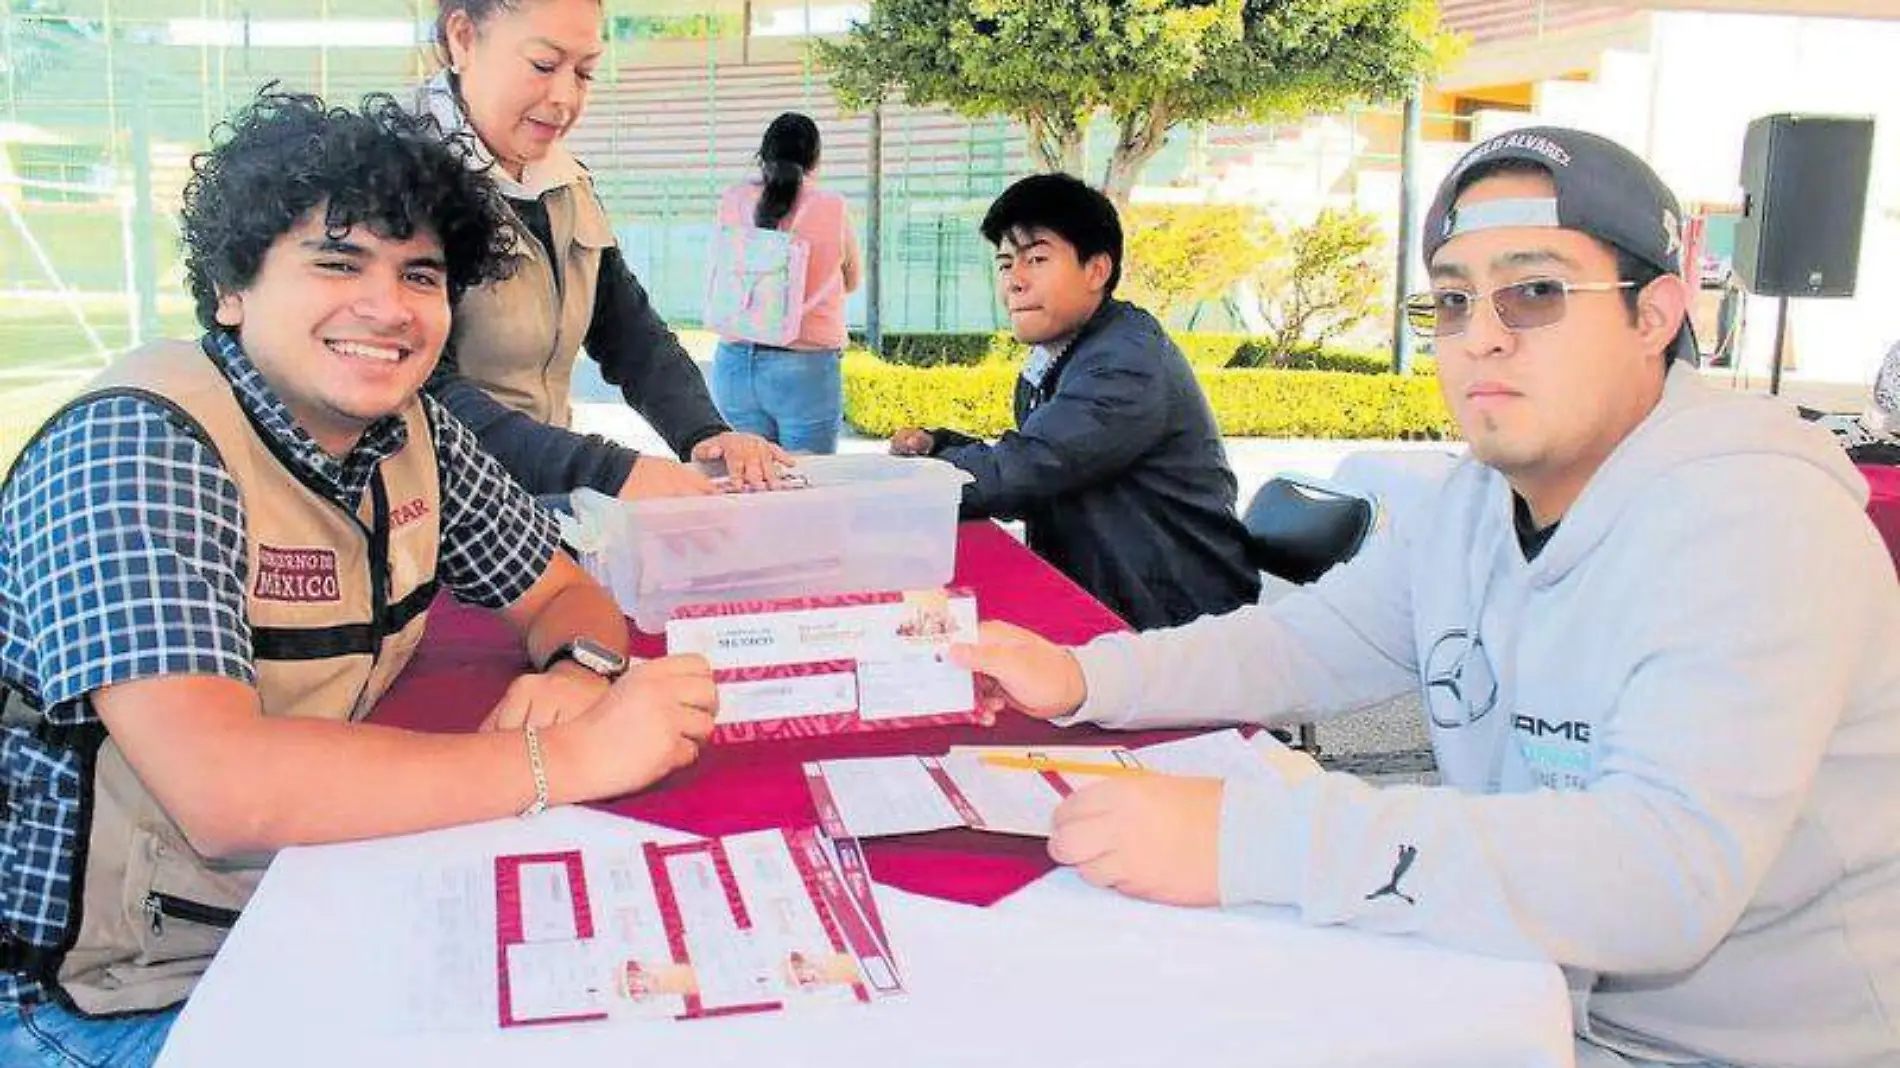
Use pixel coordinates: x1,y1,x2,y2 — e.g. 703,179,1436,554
666,589,982,744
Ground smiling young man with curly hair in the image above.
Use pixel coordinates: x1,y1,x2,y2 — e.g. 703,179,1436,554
0,90,718,1065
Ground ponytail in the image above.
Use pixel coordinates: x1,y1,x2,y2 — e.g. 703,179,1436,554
751,112,821,230
754,158,806,229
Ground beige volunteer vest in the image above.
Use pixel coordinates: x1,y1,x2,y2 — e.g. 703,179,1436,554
30,339,442,1014
450,181,616,429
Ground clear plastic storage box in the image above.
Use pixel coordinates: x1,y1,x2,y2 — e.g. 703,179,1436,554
567,454,973,633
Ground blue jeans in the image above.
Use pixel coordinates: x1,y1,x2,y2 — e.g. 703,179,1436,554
710,341,843,455
0,1000,179,1068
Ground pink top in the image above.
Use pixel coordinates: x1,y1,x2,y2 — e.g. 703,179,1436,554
719,180,854,350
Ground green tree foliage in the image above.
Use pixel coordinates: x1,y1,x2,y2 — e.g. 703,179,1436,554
1242,207,1389,364
1121,203,1269,323
818,0,1449,203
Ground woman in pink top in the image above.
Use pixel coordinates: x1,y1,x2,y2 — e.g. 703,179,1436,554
711,113,862,454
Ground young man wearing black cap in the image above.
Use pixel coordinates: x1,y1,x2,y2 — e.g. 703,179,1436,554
948,128,1900,1066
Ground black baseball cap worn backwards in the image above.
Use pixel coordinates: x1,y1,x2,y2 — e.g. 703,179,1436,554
1422,126,1698,364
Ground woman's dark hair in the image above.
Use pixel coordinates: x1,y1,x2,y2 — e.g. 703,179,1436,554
432,0,518,68
980,172,1124,295
754,112,821,230
432,0,600,68
180,88,517,330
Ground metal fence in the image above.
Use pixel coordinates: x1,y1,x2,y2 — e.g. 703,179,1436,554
1,1,1430,366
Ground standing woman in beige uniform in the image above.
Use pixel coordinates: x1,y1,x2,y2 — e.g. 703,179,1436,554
422,0,788,500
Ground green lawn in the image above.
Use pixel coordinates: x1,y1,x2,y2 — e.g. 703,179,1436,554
0,297,201,476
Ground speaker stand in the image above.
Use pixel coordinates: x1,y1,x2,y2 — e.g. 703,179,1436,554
1768,296,1790,397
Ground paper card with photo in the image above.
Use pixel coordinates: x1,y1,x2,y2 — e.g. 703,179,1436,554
667,589,981,743
494,851,608,1028
808,831,898,981
495,831,903,1031
495,847,698,1028
645,840,782,1020
590,846,698,1022
721,829,874,1009
790,829,903,996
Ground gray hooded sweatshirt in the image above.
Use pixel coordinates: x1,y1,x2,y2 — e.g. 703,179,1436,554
1072,365,1900,1067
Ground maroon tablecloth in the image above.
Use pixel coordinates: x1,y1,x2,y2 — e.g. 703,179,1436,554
1861,464,1900,571
371,521,1185,907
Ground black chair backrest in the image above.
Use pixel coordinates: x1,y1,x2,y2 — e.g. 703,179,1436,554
1241,477,1374,585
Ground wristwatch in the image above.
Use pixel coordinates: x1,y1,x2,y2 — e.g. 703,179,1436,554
540,637,629,680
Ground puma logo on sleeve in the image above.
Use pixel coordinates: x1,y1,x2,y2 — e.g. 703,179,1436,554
1365,844,1419,906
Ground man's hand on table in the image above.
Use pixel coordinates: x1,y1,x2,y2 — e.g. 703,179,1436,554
889,427,935,457
1049,776,1225,907
947,620,1088,725
542,655,720,801
479,660,611,731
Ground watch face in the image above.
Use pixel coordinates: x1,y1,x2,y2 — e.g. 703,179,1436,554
569,638,627,677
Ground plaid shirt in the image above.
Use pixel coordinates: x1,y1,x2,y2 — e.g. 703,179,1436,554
0,331,558,1003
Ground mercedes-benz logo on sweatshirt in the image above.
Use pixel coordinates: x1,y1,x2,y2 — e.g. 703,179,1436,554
1423,628,1498,729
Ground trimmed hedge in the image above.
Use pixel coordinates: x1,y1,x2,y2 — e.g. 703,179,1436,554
1161,334,1437,375
844,355,1018,435
869,330,1432,376
870,332,1014,367
842,353,1456,440
1194,366,1454,439
1171,332,1258,368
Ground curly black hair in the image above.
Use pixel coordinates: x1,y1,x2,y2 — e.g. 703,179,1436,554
180,87,517,330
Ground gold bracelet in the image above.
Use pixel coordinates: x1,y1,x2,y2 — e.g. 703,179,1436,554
519,725,550,818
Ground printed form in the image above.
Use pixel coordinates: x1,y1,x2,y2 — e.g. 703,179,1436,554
667,589,982,743
805,729,1318,839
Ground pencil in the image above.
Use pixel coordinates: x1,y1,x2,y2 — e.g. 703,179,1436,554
977,754,1155,778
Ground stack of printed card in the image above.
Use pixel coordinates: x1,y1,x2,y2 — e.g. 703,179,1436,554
493,827,901,1028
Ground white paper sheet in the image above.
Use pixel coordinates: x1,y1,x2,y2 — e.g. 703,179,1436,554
933,752,1072,836
159,808,1574,1068
1133,729,1277,779
718,671,860,724
806,756,966,838
812,731,1319,841
400,859,499,1034
504,939,606,1022
856,652,974,721
515,860,582,943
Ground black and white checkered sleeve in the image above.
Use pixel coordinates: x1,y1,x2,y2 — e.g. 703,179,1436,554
424,394,560,609
5,395,255,716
